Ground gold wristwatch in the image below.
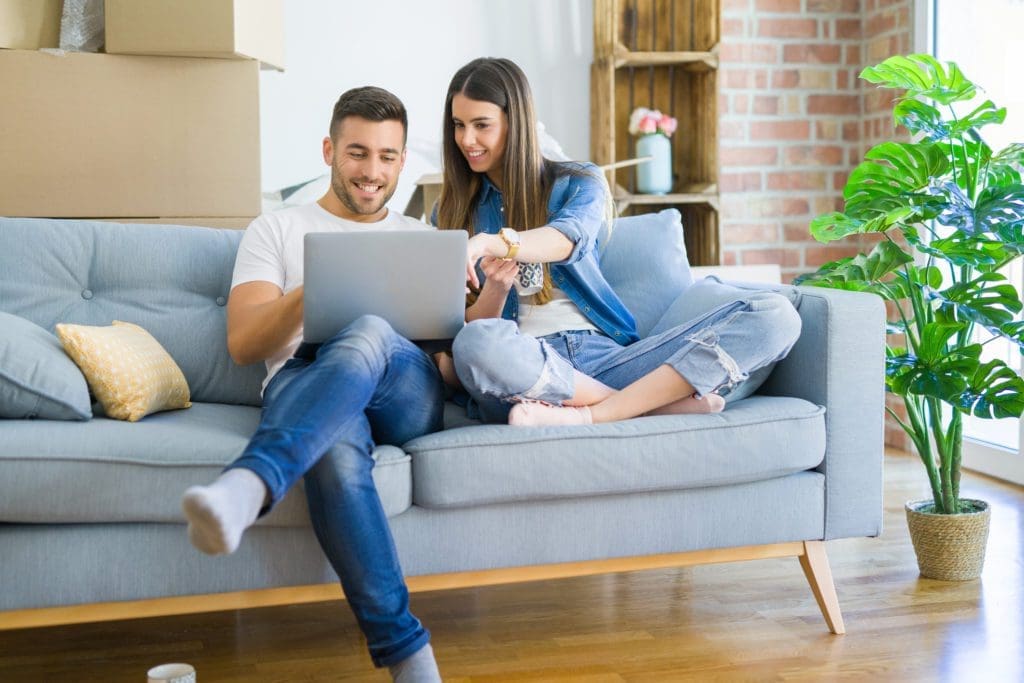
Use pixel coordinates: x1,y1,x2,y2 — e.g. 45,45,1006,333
498,228,521,260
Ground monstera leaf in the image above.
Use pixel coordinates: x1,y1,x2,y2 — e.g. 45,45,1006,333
997,320,1024,354
794,240,913,296
808,210,897,242
895,99,1004,142
957,359,1024,418
989,143,1024,186
894,99,949,141
929,272,1023,339
891,264,944,298
975,184,1024,247
950,100,1006,136
861,54,976,104
916,233,1014,270
844,142,949,218
926,178,976,233
949,136,994,195
886,350,978,402
886,323,981,401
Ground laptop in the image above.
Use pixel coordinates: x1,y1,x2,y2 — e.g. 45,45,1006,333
303,230,467,344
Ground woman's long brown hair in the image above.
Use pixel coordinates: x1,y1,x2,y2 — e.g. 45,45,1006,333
436,57,565,304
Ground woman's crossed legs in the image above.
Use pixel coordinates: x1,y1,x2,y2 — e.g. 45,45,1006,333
452,293,801,425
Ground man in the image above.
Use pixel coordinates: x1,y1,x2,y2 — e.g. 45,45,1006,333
181,87,443,682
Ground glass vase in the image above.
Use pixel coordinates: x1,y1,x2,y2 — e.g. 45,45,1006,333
635,133,673,194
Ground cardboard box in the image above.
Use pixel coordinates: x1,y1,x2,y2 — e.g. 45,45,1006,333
403,172,442,220
0,50,261,218
0,0,62,49
98,217,257,229
105,0,284,71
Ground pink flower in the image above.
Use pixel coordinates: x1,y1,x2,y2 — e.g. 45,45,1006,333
628,107,652,135
637,115,658,134
629,107,678,138
657,116,678,137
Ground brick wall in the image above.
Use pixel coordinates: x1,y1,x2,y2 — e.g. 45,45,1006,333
719,0,914,449
719,0,913,282
863,0,915,150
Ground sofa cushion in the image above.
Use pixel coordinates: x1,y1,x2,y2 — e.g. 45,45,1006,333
0,218,265,406
0,402,412,525
56,320,192,422
0,312,92,421
600,208,693,337
406,395,825,509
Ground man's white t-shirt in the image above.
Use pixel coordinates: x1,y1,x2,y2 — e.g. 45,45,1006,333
231,202,431,389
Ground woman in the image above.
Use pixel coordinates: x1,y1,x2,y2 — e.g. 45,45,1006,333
435,57,801,426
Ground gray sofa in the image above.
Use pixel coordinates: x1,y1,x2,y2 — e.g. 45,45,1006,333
0,212,884,633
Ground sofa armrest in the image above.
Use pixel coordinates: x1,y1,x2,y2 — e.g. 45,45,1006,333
759,286,886,541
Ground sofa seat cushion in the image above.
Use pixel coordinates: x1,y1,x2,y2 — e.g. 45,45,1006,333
406,395,825,509
0,402,412,525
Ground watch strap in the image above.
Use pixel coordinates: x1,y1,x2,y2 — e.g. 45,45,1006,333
499,229,520,260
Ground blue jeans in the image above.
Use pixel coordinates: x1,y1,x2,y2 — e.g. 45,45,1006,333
452,293,801,423
228,315,445,667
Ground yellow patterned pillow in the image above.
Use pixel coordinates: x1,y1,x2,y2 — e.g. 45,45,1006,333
55,321,192,422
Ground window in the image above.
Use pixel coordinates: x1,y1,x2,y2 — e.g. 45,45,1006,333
923,0,1024,484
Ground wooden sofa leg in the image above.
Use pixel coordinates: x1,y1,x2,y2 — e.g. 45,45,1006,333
798,540,846,635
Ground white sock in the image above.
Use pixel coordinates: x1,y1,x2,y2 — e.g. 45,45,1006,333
181,468,267,555
388,643,441,683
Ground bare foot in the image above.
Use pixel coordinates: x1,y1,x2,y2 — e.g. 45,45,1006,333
509,403,593,426
646,393,726,416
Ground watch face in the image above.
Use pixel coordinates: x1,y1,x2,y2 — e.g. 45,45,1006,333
502,228,520,245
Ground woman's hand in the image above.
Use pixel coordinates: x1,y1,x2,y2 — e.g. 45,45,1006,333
466,232,501,289
465,256,518,322
479,256,518,295
466,229,573,288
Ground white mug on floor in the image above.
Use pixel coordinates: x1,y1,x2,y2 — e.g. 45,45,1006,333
147,662,196,683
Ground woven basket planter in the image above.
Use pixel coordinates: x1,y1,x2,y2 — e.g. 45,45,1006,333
905,499,991,581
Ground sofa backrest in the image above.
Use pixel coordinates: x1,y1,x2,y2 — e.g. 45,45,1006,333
599,208,693,337
0,210,694,408
0,218,265,406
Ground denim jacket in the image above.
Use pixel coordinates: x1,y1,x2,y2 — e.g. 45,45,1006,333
434,162,639,345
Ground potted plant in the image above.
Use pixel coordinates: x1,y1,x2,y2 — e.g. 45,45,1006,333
795,54,1024,580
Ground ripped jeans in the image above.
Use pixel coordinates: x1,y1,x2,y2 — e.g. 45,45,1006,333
452,293,801,423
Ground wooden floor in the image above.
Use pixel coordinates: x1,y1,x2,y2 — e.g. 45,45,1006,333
2,451,1022,682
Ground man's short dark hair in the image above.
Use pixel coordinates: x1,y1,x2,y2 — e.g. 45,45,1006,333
329,86,408,144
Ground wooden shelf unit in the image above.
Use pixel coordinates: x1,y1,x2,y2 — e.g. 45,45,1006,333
591,0,721,265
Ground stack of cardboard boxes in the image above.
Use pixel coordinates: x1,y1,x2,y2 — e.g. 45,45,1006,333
0,0,283,228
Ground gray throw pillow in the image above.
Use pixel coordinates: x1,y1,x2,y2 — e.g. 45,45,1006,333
0,312,92,420
599,208,694,337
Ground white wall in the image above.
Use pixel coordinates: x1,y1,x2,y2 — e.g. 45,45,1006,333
258,0,593,211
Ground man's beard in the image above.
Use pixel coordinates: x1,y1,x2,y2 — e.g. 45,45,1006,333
331,170,395,217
